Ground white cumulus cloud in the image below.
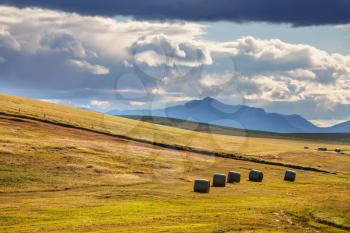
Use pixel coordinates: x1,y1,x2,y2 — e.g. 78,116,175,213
90,100,111,110
0,27,20,50
0,5,350,122
67,59,110,75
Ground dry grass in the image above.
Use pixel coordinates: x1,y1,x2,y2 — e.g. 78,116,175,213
1,93,349,174
0,94,349,232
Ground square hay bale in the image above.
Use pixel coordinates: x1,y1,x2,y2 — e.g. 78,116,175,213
249,170,263,182
213,173,226,187
227,171,241,183
284,170,296,182
318,147,327,151
194,179,210,193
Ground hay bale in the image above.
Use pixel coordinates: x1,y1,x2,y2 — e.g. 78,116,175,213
194,179,210,193
227,171,241,183
249,170,263,182
212,173,226,187
335,148,342,153
284,170,296,182
304,146,309,149
318,147,327,151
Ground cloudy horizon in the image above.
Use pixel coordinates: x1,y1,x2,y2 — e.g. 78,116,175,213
1,2,350,126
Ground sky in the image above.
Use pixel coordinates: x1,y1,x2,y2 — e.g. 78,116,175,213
0,1,350,126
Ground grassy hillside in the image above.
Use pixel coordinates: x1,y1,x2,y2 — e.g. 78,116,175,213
124,115,350,141
0,114,349,232
1,93,350,174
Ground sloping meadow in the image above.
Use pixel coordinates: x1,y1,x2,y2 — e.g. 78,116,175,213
0,114,349,232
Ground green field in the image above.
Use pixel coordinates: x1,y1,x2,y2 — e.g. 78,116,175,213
0,93,350,232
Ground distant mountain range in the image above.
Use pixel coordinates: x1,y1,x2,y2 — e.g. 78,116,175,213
108,97,350,133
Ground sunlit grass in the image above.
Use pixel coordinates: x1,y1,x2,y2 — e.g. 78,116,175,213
1,93,350,171
0,93,349,232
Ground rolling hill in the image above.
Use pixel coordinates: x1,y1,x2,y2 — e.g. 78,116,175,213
110,97,350,133
1,93,350,172
327,120,350,133
125,115,350,142
0,93,350,232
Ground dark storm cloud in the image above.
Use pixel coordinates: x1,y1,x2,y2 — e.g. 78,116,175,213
1,0,350,26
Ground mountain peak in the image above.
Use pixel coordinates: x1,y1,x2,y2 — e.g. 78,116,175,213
111,97,349,133
185,96,219,107
202,96,216,102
